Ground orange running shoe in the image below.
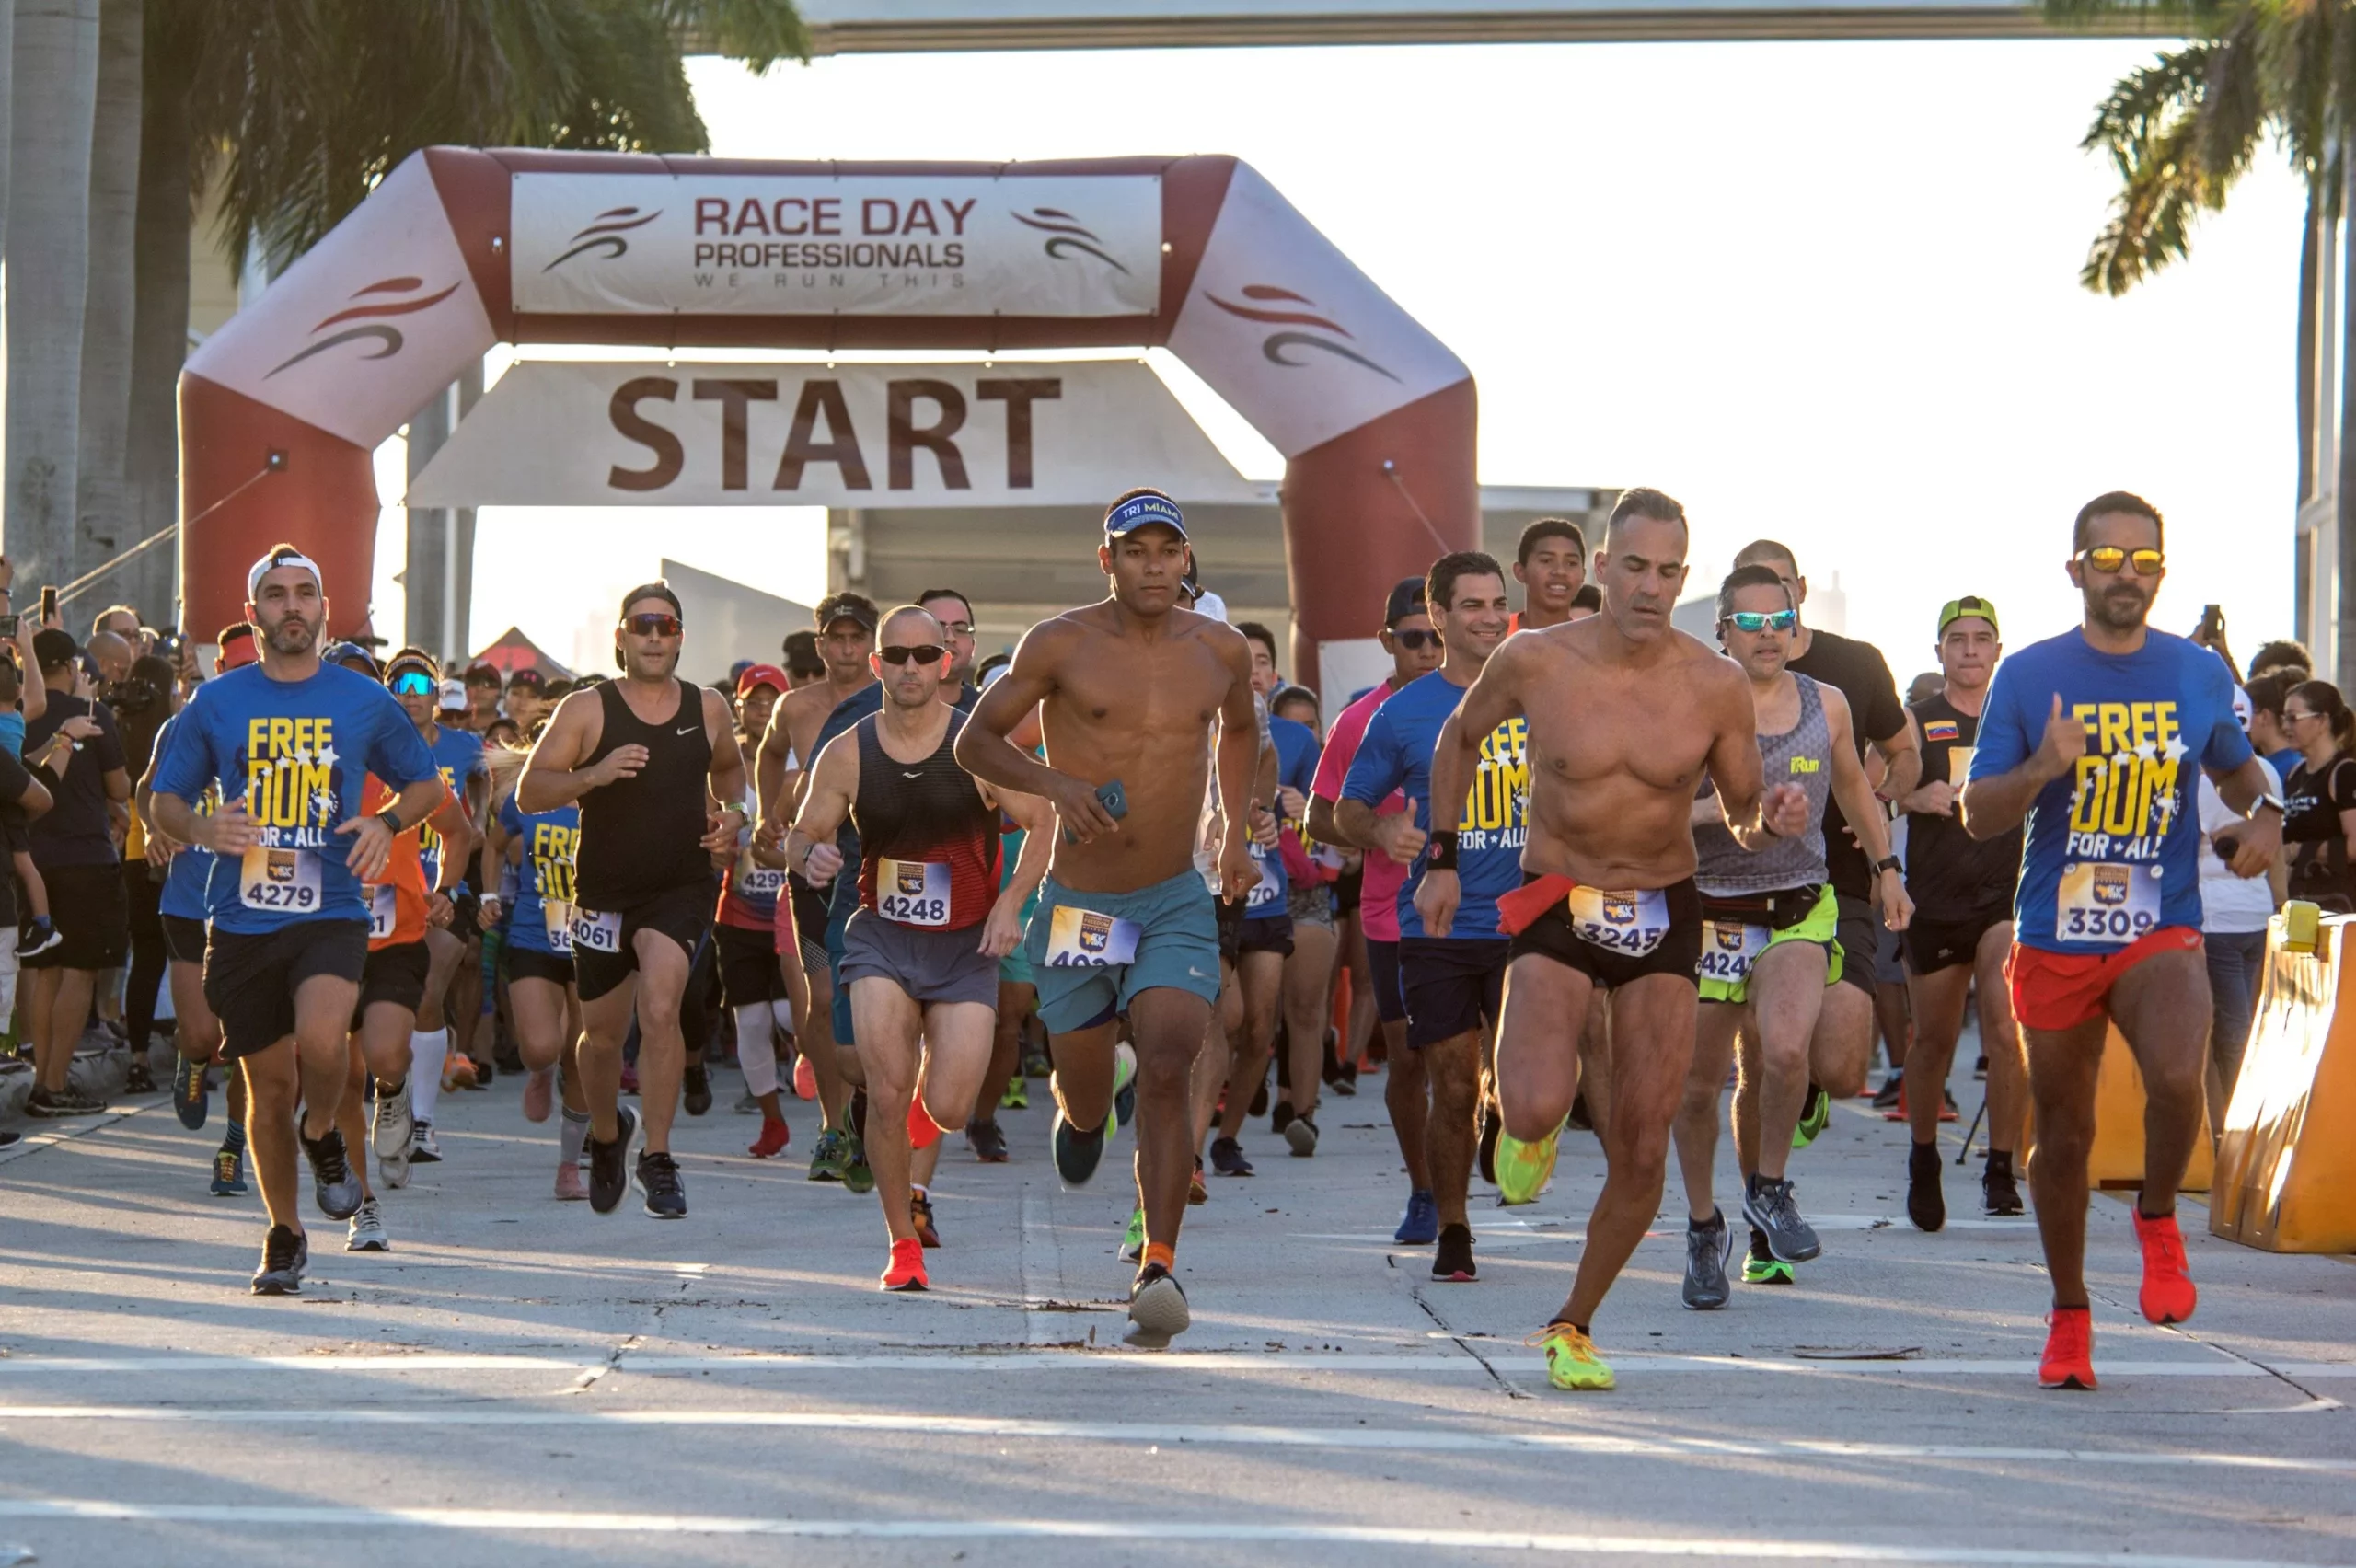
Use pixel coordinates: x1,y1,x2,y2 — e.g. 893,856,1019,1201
748,1116,791,1159
442,1056,479,1093
911,1190,941,1248
882,1236,928,1292
2131,1206,2198,1325
2038,1307,2096,1390
792,1055,817,1101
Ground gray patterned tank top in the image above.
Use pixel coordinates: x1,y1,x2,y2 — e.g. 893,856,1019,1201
1695,672,1832,897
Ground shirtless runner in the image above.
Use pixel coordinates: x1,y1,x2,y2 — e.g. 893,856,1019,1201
957,488,1258,1347
1419,489,1807,1390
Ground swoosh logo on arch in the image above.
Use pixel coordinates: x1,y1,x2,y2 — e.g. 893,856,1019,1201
543,205,663,271
264,275,465,378
1203,285,1398,382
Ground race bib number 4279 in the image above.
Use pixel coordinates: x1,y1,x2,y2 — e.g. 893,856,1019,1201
2056,861,2161,945
240,847,321,914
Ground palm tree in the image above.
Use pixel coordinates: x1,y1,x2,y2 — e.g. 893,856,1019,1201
5,0,100,594
75,0,146,608
110,0,805,625
2058,0,2354,678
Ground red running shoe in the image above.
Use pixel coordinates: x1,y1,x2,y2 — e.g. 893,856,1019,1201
748,1116,791,1159
2132,1206,2198,1325
882,1236,928,1292
2038,1307,2096,1390
792,1055,817,1101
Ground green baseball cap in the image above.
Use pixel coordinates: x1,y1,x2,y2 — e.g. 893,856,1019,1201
1937,594,1999,638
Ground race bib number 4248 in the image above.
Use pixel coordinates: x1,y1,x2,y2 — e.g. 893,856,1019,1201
877,858,952,928
2056,861,2161,945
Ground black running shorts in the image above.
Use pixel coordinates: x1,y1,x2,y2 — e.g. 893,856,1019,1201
509,945,576,986
353,940,430,1024
1399,937,1508,1049
1834,894,1877,996
162,912,207,966
572,877,716,1003
1506,875,1705,992
203,918,370,1059
1239,912,1295,960
29,861,129,971
1365,936,1409,1024
1902,902,2013,975
717,921,790,1009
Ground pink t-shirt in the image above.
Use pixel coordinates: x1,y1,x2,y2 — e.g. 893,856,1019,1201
1312,680,1409,943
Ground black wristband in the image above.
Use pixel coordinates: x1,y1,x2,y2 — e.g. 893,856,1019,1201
375,807,403,836
1428,830,1460,870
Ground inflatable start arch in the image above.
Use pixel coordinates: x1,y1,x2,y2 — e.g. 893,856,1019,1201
179,150,1478,683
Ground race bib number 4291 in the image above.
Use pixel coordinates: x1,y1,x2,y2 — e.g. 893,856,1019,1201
240,847,321,914
1567,885,1670,956
2056,861,2161,945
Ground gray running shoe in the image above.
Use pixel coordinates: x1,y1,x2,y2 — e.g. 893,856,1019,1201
345,1195,390,1251
1682,1210,1733,1309
733,1089,760,1114
409,1121,443,1164
301,1125,364,1220
1740,1176,1822,1264
1125,1263,1190,1348
250,1225,307,1296
373,1075,413,1191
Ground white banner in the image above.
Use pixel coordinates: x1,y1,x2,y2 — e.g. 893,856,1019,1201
511,173,1162,318
406,359,1265,509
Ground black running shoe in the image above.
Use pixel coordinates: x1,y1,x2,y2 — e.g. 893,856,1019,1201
682,1064,712,1117
124,1058,156,1094
1247,1067,1270,1119
1907,1142,1946,1232
1431,1222,1476,1282
1284,1112,1318,1158
636,1148,687,1218
1477,1100,1500,1187
965,1118,1009,1164
1871,1070,1905,1113
1208,1135,1253,1177
1270,1100,1295,1137
172,1053,209,1131
1125,1262,1190,1348
588,1104,640,1214
250,1225,308,1296
1682,1209,1732,1309
300,1125,363,1219
1051,1105,1105,1186
1982,1155,2024,1216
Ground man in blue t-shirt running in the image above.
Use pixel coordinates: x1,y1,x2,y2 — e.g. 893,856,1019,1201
1338,550,1519,1286
1962,491,2282,1393
150,547,445,1297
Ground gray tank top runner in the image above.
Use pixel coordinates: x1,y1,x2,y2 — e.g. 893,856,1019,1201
1695,672,1832,898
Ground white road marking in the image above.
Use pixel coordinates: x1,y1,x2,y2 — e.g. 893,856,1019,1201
0,1404,2346,1474
0,1500,2341,1565
0,1351,2342,1378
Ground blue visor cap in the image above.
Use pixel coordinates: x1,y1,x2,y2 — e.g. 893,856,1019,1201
1104,493,1187,540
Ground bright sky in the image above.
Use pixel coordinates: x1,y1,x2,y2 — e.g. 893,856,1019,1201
377,37,2305,678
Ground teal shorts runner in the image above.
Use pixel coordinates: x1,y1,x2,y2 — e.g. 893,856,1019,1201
1023,867,1221,1033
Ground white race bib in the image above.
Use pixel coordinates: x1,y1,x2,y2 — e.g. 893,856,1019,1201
572,906,623,954
543,897,575,955
2056,861,2161,946
1044,904,1141,968
877,857,953,928
1245,847,1283,911
364,882,398,941
239,847,321,915
1697,919,1768,983
736,859,787,900
1567,885,1671,957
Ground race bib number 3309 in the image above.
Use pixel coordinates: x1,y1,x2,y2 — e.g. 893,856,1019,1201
2056,861,2161,945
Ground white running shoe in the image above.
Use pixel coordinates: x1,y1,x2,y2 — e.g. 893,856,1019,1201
410,1122,443,1164
374,1075,414,1189
345,1196,390,1251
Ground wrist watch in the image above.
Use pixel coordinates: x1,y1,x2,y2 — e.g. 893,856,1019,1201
1874,854,1902,875
2248,792,2286,818
375,806,402,835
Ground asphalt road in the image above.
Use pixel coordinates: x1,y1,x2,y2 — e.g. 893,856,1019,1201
1,1050,2350,1568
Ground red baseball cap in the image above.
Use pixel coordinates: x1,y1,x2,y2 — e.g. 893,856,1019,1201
735,663,789,698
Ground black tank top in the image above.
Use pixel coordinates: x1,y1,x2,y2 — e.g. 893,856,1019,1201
577,678,715,908
852,709,999,930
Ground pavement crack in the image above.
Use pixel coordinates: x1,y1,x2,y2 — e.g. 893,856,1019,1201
566,1332,642,1395
1411,1284,1531,1401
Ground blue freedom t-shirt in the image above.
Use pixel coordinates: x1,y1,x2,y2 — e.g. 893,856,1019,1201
420,725,487,886
1339,669,1528,940
149,713,220,923
1970,628,2252,952
151,663,440,935
499,794,580,956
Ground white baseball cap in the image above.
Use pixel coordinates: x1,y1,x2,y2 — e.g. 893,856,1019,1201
437,678,468,712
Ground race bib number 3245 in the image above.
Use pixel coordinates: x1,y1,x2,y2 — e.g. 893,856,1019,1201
1567,885,1670,956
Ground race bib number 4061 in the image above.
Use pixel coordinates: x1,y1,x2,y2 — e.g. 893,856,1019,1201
1045,905,1141,968
572,907,623,954
2056,861,2161,945
1567,885,1670,956
240,847,321,914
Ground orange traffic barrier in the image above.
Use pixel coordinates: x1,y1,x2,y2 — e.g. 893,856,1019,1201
2085,1022,2213,1193
2210,905,2356,1253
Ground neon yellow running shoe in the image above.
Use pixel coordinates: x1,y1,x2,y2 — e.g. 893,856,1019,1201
1494,1122,1561,1206
1529,1322,1615,1391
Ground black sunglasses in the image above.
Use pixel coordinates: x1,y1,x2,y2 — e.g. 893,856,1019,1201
1391,628,1438,651
878,643,947,666
625,613,681,637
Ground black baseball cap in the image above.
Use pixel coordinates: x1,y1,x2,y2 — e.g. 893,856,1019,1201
1383,578,1428,628
815,593,879,633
